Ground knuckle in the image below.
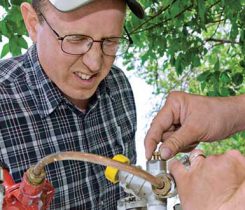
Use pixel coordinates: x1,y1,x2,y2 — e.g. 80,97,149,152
225,150,241,158
205,155,218,163
165,136,183,152
167,91,183,103
224,150,245,164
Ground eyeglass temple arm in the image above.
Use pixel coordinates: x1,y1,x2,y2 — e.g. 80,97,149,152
124,26,133,45
40,13,63,40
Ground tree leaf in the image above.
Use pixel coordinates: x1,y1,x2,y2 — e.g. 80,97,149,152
232,73,243,85
197,71,211,82
214,59,220,71
0,43,10,58
17,36,28,49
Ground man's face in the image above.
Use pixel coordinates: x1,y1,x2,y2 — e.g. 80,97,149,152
35,0,126,110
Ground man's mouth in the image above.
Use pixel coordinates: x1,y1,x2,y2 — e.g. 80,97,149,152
74,72,93,80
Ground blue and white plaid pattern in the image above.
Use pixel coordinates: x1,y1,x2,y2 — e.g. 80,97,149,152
0,44,137,209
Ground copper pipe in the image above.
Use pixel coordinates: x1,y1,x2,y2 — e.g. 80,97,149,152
33,152,164,188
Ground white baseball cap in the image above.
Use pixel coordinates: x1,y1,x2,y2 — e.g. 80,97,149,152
48,0,145,19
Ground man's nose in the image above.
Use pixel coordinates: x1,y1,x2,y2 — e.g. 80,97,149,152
82,43,103,72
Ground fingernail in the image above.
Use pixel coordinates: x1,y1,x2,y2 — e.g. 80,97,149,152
160,147,173,160
145,151,151,160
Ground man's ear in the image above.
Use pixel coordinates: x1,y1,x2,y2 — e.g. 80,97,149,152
20,2,39,42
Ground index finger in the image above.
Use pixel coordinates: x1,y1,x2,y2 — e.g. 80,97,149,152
144,106,174,159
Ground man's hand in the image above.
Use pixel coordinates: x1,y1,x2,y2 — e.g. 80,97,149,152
169,150,245,210
144,91,245,160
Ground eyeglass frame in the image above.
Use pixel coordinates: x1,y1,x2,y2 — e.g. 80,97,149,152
39,13,133,57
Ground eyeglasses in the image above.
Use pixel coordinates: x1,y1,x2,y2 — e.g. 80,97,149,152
40,13,133,57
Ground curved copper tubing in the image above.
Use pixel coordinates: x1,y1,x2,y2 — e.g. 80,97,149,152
33,151,164,188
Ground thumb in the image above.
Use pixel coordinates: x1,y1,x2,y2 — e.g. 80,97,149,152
159,126,197,159
144,107,174,160
168,158,186,182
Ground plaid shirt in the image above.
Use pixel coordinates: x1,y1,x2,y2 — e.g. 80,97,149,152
0,44,137,209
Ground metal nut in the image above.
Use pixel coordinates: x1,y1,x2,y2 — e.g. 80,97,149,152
152,174,171,197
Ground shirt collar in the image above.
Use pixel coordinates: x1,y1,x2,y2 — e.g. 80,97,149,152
27,44,63,118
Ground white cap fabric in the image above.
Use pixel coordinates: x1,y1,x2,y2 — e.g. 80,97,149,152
48,0,145,19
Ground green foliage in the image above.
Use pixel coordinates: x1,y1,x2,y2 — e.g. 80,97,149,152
201,131,245,155
196,53,245,97
0,0,245,155
124,0,245,96
0,0,30,56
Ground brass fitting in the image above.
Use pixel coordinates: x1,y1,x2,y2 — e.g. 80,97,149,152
152,174,172,197
26,166,46,185
152,151,161,160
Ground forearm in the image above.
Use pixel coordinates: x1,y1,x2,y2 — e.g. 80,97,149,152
225,94,245,134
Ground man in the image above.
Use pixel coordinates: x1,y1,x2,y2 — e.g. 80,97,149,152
144,91,245,210
0,0,144,209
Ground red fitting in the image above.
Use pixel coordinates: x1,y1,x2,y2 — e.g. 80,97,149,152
3,169,54,210
2,169,15,191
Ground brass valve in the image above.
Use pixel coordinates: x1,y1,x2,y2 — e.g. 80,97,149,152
152,151,161,160
147,151,176,198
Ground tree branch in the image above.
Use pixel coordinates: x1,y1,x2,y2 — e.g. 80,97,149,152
208,0,222,10
205,38,240,44
131,0,178,34
133,4,194,34
209,7,224,39
207,19,225,24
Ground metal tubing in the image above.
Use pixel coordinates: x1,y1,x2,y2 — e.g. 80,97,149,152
33,152,164,188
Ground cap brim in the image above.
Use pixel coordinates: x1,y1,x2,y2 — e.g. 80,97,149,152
126,0,145,19
49,0,93,12
49,0,145,19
